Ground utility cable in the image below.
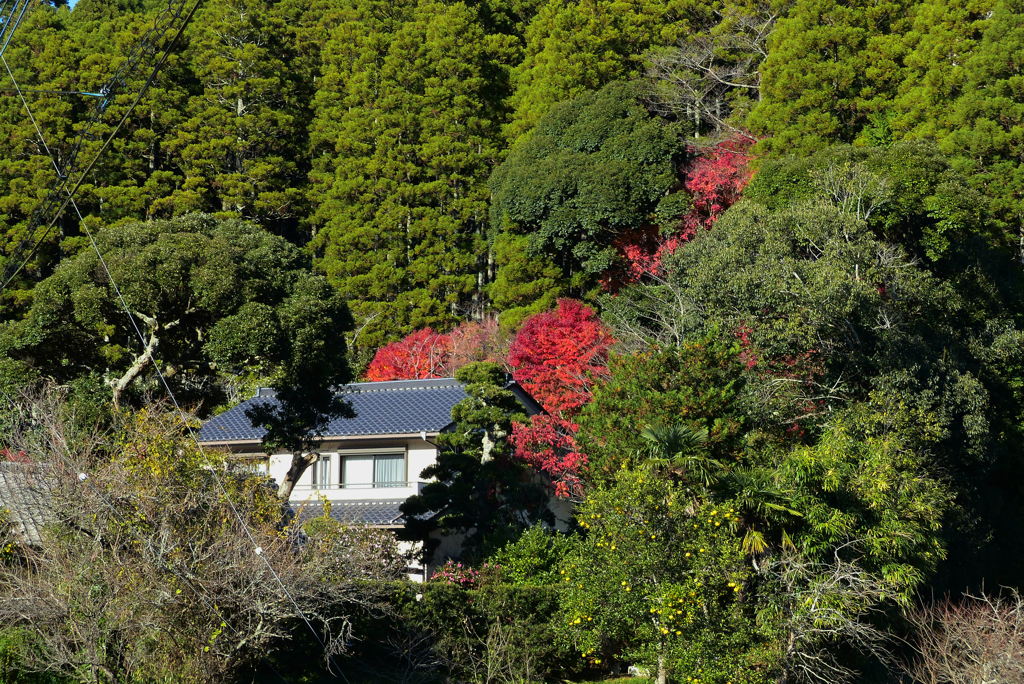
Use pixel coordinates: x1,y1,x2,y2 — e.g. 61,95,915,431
75,472,295,684
76,211,351,680
0,0,197,294
2,11,353,677
2,45,304,684
0,0,28,58
0,87,107,97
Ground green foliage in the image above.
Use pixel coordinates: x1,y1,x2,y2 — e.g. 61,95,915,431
578,338,749,483
398,580,578,682
506,0,710,140
0,214,321,412
168,0,306,228
891,0,995,140
745,142,993,262
607,177,1024,588
566,331,952,679
308,0,512,360
487,232,565,331
943,0,1024,229
748,0,1024,249
779,405,950,596
401,362,550,561
748,0,916,153
558,470,773,682
490,81,687,308
488,524,574,585
0,628,64,684
243,271,354,459
0,5,84,299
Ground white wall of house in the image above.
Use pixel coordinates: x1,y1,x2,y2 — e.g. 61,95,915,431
264,437,440,505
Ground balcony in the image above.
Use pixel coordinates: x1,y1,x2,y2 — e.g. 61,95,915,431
290,480,425,501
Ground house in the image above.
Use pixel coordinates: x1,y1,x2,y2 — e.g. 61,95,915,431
198,377,545,577
0,462,54,547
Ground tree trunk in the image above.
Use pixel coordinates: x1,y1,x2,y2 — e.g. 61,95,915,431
656,654,668,684
277,451,318,500
109,312,162,409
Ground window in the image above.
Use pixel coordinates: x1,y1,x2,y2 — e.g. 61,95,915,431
341,451,406,488
310,454,332,489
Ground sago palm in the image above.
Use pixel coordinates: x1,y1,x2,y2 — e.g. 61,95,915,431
639,423,720,486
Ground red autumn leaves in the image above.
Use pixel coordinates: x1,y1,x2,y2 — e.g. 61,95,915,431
619,135,754,284
363,136,756,496
364,319,508,382
507,299,614,498
366,299,613,497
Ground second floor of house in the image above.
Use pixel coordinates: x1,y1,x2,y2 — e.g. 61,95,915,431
252,436,438,503
197,376,544,511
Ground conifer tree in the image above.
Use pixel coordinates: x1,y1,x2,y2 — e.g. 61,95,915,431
309,0,512,361
506,0,708,141
68,5,192,225
891,0,995,140
748,0,915,152
164,0,307,233
0,5,83,299
945,0,1024,253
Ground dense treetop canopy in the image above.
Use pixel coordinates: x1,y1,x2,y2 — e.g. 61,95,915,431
3,0,1024,680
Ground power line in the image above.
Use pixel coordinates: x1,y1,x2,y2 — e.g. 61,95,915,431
0,0,29,58
0,87,107,97
2,9,353,678
1,24,322,684
0,0,198,295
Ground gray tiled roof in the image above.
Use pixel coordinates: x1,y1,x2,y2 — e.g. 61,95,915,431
293,499,406,526
199,378,470,443
0,463,54,545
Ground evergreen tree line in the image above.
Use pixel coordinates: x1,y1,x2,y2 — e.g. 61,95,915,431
0,0,710,360
3,0,1022,356
2,0,1024,679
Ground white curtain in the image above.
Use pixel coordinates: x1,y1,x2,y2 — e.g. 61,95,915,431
374,454,404,487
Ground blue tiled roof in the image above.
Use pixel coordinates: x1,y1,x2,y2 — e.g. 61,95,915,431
0,463,54,546
199,378,469,443
292,499,407,526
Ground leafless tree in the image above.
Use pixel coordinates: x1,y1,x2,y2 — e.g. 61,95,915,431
811,162,893,223
761,547,897,684
443,607,543,684
900,590,1024,684
645,1,786,138
0,385,404,683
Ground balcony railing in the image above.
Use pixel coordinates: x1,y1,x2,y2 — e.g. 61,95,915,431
295,481,418,491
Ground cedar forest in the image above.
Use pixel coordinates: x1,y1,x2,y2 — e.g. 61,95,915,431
1,0,1024,682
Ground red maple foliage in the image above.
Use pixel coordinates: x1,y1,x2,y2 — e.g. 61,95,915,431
507,299,614,416
616,134,755,283
681,135,755,234
364,301,613,497
363,319,509,381
506,299,614,497
509,415,585,498
364,327,453,381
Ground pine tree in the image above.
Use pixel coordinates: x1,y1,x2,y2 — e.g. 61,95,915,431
891,0,995,140
945,0,1024,254
748,0,915,153
163,0,307,234
0,4,84,302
